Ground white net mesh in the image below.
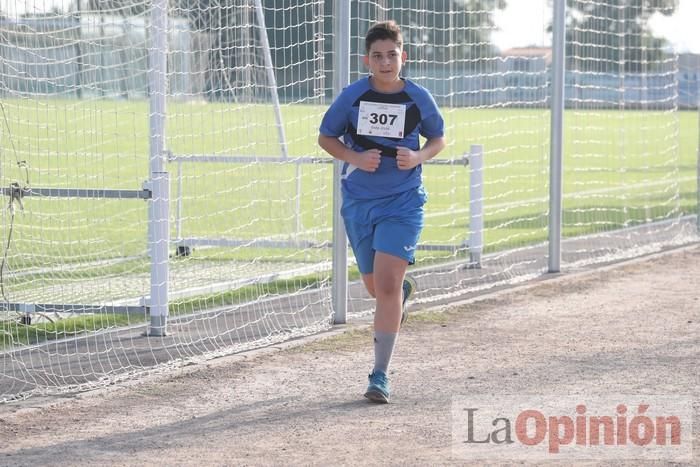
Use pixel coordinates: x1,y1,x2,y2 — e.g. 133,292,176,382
0,0,697,402
165,0,331,353
561,0,695,266
348,0,553,314
347,0,696,317
0,0,331,401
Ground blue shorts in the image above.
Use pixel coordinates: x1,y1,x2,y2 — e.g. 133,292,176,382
341,187,427,275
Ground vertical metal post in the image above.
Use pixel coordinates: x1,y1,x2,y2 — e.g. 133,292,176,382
253,0,299,231
148,172,170,335
332,0,350,324
696,102,699,232
254,0,288,160
147,0,169,336
99,13,105,97
74,0,83,99
176,159,183,241
469,145,484,268
548,0,566,273
295,161,303,233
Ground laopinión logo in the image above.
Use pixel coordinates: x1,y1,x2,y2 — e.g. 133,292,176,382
451,395,693,461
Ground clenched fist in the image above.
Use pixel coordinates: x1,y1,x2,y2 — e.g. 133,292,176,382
354,148,382,172
396,146,421,170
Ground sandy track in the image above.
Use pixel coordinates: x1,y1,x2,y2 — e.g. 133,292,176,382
1,245,698,466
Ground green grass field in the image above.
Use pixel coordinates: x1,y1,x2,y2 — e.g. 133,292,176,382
0,99,697,348
1,99,697,266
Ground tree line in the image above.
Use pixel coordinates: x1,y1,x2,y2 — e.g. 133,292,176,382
3,0,678,77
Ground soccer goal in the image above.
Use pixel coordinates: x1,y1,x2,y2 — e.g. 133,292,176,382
0,0,338,401
1,0,697,402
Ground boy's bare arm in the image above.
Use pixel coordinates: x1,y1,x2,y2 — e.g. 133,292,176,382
318,134,381,172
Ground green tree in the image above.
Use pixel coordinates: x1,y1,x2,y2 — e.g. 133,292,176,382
377,0,507,65
172,1,273,100
562,0,678,72
174,1,510,98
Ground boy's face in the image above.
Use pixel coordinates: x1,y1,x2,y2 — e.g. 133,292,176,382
363,39,407,87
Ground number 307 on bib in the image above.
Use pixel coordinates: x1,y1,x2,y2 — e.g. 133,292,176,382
357,101,406,139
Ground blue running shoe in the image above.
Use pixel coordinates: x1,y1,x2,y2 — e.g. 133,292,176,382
364,370,390,403
401,275,417,325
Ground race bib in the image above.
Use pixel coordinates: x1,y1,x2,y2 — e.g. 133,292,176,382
356,101,406,139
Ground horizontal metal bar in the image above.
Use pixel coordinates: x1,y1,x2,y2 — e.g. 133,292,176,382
2,187,152,199
178,237,466,252
169,154,469,166
178,237,332,249
427,156,470,166
416,243,469,252
169,154,331,164
0,303,147,315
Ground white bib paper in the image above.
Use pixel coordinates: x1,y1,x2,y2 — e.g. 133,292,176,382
356,101,406,139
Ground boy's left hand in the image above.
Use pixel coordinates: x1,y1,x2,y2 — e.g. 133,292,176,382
396,146,421,170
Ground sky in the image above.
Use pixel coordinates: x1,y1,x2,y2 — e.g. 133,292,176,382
492,0,699,53
2,0,699,54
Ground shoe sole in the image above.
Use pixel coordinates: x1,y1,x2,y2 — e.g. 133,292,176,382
364,390,389,404
401,275,417,325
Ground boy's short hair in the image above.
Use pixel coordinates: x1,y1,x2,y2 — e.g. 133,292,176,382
365,20,403,53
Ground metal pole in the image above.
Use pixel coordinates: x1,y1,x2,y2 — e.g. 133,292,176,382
253,0,300,232
332,0,350,324
147,0,169,336
148,172,170,335
176,159,183,242
254,0,288,159
295,162,303,233
696,100,699,232
74,0,83,99
469,145,484,268
548,0,566,273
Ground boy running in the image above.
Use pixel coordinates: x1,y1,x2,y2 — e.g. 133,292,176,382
318,20,445,403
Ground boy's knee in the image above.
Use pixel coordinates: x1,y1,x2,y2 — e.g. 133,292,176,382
373,280,401,299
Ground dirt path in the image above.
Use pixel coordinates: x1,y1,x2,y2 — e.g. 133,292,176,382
1,245,699,466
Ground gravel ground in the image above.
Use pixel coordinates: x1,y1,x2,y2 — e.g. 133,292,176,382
1,244,698,466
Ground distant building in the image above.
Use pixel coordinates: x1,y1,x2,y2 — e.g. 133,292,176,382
497,47,552,107
678,53,700,74
499,47,552,72
497,47,698,109
678,53,700,108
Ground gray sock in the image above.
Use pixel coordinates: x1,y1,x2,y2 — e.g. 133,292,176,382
373,330,398,374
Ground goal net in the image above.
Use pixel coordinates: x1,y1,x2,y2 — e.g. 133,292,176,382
561,0,695,266
0,0,696,402
0,0,330,401
348,0,555,313
348,0,694,315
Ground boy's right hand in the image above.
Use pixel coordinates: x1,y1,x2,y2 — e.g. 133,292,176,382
352,148,382,172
